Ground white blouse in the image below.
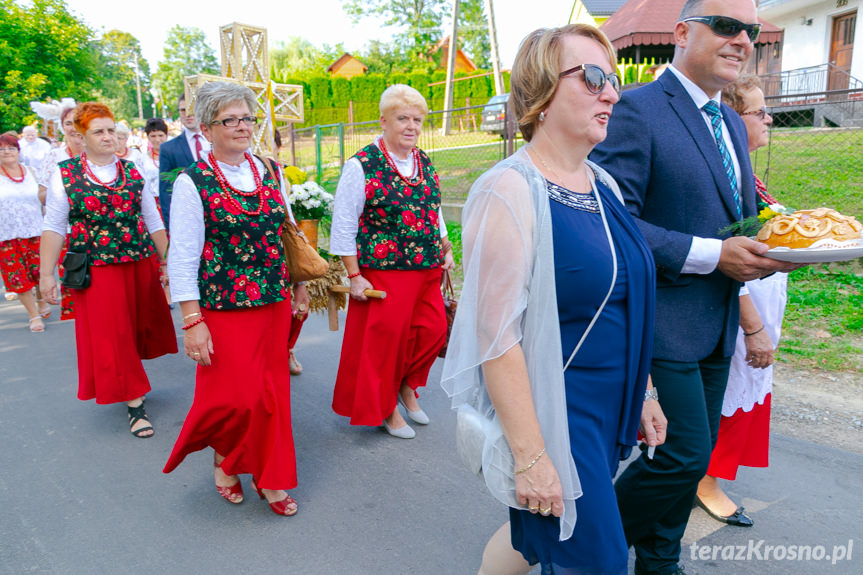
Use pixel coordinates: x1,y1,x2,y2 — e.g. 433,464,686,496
329,138,447,256
0,168,43,242
36,145,74,188
42,156,165,237
168,155,294,303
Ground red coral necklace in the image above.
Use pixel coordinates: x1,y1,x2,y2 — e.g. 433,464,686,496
379,138,423,188
81,152,127,191
209,152,266,216
1,163,26,183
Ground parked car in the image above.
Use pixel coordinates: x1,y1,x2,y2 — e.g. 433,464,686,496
480,93,510,135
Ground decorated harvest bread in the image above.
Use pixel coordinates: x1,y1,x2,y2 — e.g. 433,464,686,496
756,207,862,249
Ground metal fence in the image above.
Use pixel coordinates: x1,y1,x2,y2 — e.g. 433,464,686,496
282,102,522,210
753,92,863,217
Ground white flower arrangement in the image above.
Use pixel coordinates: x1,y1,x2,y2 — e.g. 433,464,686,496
289,181,334,220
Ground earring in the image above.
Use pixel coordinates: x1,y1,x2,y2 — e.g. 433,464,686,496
539,111,546,122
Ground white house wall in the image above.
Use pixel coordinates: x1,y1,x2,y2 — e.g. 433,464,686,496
760,0,862,82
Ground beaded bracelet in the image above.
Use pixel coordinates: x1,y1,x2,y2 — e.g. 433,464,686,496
743,325,765,337
514,447,546,475
347,271,362,279
182,316,205,330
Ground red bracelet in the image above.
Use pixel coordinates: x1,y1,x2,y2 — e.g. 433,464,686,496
347,271,362,279
182,316,205,330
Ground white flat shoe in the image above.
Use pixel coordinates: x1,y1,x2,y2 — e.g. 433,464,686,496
383,420,416,439
398,395,430,425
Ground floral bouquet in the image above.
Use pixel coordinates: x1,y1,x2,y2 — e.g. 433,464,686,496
289,179,335,221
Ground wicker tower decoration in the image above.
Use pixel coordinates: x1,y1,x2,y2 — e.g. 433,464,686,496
183,22,303,155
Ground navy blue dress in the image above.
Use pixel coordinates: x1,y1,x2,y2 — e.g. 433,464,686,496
510,178,655,575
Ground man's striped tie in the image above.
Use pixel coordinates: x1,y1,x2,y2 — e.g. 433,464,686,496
703,100,741,219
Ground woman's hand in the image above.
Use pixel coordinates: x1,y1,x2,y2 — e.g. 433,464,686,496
515,453,564,518
640,399,667,447
349,274,374,301
39,275,59,305
184,322,214,366
293,283,310,317
442,249,455,271
744,329,775,369
159,263,169,288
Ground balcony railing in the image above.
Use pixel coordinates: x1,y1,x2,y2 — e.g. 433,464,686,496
760,64,863,100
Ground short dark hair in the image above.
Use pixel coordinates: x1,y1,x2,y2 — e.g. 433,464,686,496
144,118,168,134
273,129,282,149
178,93,186,107
679,0,706,20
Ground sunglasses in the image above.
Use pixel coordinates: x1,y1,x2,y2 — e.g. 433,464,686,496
741,107,770,120
559,64,622,96
681,15,762,42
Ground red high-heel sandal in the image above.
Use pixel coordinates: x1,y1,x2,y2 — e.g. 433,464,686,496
250,478,298,516
214,460,243,504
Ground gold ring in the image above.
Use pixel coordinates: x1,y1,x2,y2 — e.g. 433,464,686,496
297,304,307,311
192,352,200,356
540,507,552,516
528,506,539,512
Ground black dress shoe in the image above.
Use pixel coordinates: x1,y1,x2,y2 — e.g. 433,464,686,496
695,497,754,527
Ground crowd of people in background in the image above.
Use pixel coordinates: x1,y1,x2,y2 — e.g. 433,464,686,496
1,1,812,572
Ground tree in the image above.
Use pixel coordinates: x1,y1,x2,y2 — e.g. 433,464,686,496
270,37,343,80
341,0,447,56
0,0,100,132
97,30,153,122
153,26,218,117
458,0,490,69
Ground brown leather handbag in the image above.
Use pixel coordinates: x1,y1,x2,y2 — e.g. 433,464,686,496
259,155,329,283
438,268,458,358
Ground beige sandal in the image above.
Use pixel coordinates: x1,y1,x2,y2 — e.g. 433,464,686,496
28,316,45,333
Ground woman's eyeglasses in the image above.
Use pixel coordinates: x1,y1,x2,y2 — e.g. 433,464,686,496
0,147,18,153
681,15,762,42
558,64,622,96
210,116,258,127
741,107,770,120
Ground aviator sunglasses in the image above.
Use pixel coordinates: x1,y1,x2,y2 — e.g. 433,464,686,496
681,15,762,42
558,64,622,96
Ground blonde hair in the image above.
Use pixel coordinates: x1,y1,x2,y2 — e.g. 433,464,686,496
511,24,617,141
722,75,763,115
379,84,428,117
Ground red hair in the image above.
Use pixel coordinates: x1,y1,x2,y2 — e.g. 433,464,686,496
0,131,20,150
74,102,114,133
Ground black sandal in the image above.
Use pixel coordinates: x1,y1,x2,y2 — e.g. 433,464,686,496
127,403,154,438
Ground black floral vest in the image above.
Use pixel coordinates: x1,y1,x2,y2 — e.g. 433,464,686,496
62,157,155,266
185,157,289,310
354,143,442,270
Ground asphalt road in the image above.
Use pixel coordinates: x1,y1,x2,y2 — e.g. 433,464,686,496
1,296,860,575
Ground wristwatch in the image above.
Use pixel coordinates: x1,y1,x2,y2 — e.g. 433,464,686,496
644,388,659,402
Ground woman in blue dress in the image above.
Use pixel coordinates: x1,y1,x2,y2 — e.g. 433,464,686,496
442,25,666,574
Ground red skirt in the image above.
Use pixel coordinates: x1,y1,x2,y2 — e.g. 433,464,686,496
332,268,446,426
163,299,297,490
58,242,75,320
0,236,40,293
72,256,177,404
707,393,771,480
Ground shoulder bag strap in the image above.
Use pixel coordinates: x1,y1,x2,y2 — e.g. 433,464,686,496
562,171,618,371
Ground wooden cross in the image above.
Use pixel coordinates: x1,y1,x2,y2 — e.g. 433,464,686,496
183,22,303,155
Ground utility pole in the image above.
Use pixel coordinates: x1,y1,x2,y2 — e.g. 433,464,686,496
133,54,144,120
484,0,504,96
442,0,460,135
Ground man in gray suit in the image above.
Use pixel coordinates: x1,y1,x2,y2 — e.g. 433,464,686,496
591,1,801,573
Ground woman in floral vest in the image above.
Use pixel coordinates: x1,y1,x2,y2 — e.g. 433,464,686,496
163,82,309,517
39,102,176,438
330,84,455,439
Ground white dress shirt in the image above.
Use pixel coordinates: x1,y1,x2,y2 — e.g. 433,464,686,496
666,65,743,276
168,155,294,303
43,157,164,237
183,130,211,162
330,138,447,256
